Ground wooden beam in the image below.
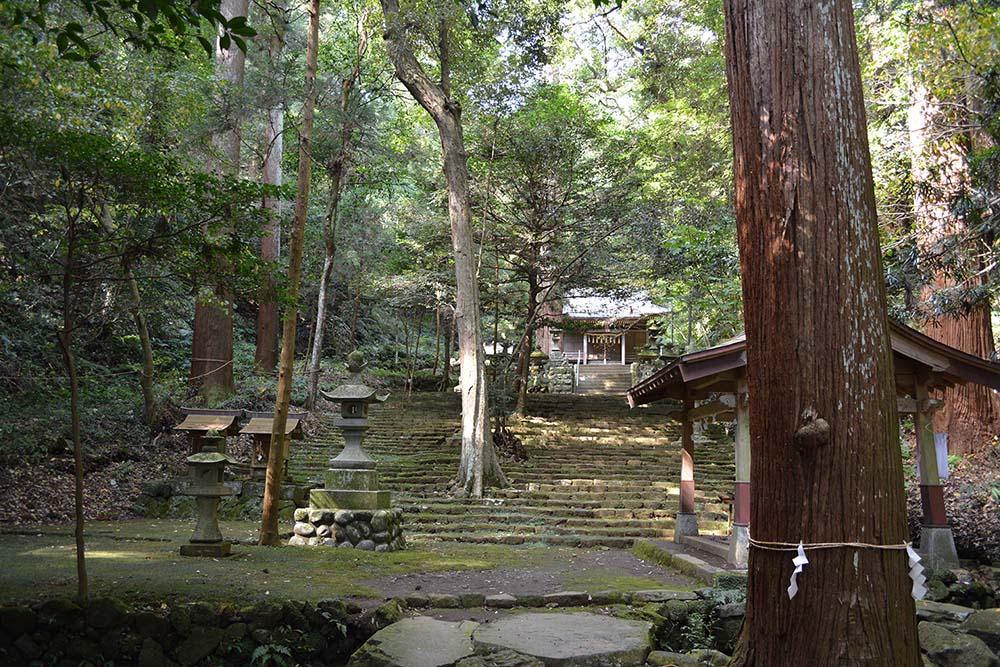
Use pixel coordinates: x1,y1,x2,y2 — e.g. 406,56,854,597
897,397,944,415
689,399,733,421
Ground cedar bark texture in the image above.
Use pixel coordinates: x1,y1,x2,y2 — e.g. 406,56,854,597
908,85,1000,454
380,0,506,496
925,311,1000,453
723,0,920,663
255,11,285,373
191,0,249,397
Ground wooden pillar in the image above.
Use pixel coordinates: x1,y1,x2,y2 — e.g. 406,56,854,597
582,333,588,365
620,333,626,365
728,382,750,566
915,374,959,568
675,399,698,541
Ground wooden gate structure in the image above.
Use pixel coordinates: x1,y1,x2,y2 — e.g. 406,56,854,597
626,320,1000,569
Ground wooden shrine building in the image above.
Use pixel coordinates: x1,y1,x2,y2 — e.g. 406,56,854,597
538,291,668,365
625,320,1000,569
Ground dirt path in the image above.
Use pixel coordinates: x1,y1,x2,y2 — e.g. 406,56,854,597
365,546,694,598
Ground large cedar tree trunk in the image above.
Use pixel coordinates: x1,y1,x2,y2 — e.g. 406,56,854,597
191,0,249,397
381,0,506,496
908,84,1000,454
259,0,320,545
255,8,286,373
723,0,920,663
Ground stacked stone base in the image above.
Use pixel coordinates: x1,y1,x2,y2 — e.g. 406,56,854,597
290,507,405,551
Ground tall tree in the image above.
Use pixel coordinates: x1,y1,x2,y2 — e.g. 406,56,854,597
255,1,287,373
190,0,250,398
58,205,88,605
905,6,1000,454
381,0,506,496
722,0,920,663
305,10,371,409
259,0,320,546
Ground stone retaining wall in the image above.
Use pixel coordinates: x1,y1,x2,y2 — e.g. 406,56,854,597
528,362,574,393
139,478,313,522
290,507,405,551
0,597,406,667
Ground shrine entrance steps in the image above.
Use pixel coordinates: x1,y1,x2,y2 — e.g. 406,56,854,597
287,392,734,548
574,364,634,395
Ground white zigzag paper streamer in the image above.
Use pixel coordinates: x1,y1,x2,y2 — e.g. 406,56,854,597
787,541,808,599
907,544,927,600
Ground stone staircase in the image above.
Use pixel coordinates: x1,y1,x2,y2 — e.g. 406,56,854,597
287,392,735,548
574,364,633,395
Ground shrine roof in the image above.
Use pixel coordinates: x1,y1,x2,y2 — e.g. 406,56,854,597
559,290,668,321
626,320,1000,407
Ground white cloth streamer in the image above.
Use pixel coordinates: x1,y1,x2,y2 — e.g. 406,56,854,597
907,544,927,600
786,541,809,599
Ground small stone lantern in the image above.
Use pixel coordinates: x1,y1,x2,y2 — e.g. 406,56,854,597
290,351,406,551
180,430,233,557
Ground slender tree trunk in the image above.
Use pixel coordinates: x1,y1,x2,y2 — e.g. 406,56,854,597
440,308,454,391
255,7,286,373
491,254,500,381
349,290,361,346
432,306,441,376
909,84,1000,454
305,20,369,408
101,205,156,425
381,0,506,495
409,311,425,394
402,316,411,368
723,0,919,663
125,262,157,426
191,0,249,398
515,276,539,415
58,209,87,605
259,0,320,546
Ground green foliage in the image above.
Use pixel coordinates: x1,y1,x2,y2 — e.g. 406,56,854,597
2,0,257,70
251,642,293,667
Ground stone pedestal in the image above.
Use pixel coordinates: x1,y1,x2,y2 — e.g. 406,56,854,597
674,512,699,543
180,541,231,557
920,526,960,570
289,353,404,551
310,488,390,511
728,524,749,567
290,507,405,551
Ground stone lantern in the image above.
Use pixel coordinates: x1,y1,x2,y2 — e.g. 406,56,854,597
289,351,405,551
180,430,234,557
314,350,390,510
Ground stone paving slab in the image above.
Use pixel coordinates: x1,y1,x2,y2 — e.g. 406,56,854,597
348,616,478,667
471,612,652,666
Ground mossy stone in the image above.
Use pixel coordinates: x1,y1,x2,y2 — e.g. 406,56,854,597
0,607,37,636
87,597,128,630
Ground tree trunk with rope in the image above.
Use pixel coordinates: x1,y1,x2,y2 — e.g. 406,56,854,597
723,0,920,662
190,0,248,398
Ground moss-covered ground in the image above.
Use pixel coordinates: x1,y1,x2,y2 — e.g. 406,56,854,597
0,520,693,606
